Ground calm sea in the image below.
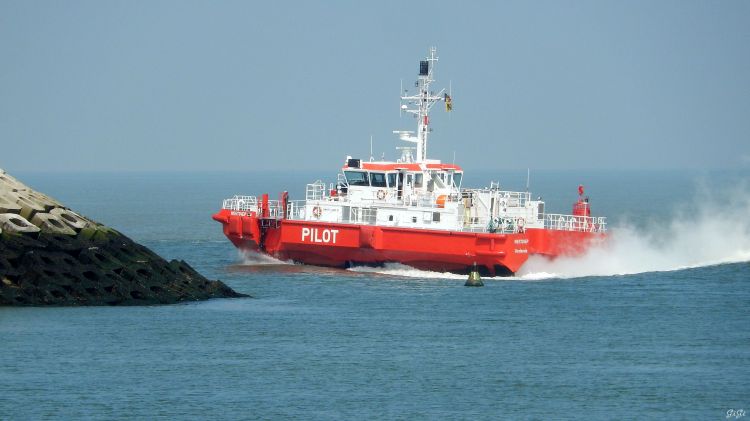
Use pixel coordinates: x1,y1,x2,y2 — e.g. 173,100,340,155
1,169,748,420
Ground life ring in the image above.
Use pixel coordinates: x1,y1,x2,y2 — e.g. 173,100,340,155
312,206,322,219
377,190,386,200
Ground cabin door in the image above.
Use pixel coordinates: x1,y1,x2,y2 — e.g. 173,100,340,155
397,172,404,200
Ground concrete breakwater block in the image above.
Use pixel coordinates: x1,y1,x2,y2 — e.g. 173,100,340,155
24,190,62,209
1,177,62,217
0,213,41,234
15,193,49,219
50,208,90,231
0,172,25,192
0,170,248,306
0,194,22,214
31,213,77,236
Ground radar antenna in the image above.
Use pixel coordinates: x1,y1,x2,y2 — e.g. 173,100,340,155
394,47,449,163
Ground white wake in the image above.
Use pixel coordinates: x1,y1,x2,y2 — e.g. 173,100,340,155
518,183,750,279
348,263,466,280
239,250,293,266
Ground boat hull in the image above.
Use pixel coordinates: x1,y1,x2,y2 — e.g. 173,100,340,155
213,209,604,276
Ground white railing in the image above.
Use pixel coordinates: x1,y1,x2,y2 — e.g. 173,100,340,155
222,196,303,220
286,200,305,220
467,189,531,207
337,173,348,188
223,195,526,233
222,195,258,212
306,181,326,201
222,194,606,234
263,200,281,218
544,214,607,233
463,216,527,234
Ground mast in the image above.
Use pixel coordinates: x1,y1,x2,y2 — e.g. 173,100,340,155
395,47,447,163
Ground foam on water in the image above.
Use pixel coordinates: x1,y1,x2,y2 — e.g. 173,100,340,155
348,263,467,280
518,182,750,279
239,249,293,266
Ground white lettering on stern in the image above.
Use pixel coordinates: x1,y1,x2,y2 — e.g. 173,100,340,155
301,227,339,244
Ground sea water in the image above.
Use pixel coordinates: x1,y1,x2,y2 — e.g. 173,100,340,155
1,170,748,419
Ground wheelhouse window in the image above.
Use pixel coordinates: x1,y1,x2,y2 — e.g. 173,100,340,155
387,173,397,188
344,171,369,186
453,172,463,188
414,173,423,188
370,172,387,188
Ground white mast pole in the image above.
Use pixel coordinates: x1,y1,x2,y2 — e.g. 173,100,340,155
417,47,437,162
397,47,446,163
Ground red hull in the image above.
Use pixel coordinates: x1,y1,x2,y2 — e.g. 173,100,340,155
213,209,603,276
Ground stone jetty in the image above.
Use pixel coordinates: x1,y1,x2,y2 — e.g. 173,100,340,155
0,169,247,306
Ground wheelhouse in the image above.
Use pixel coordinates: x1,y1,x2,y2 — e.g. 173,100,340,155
341,160,463,195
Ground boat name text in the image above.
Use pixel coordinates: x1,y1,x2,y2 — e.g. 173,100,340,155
301,227,339,244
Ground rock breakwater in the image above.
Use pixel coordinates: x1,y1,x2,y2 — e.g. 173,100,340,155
0,169,247,306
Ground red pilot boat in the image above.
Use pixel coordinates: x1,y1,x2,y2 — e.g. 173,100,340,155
213,48,607,276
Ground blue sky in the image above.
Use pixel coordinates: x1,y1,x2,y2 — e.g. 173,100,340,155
1,1,748,172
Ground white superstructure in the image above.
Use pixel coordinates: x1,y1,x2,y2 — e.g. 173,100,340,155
222,48,606,235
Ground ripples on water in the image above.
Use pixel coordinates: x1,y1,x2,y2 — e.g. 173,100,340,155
1,171,749,419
